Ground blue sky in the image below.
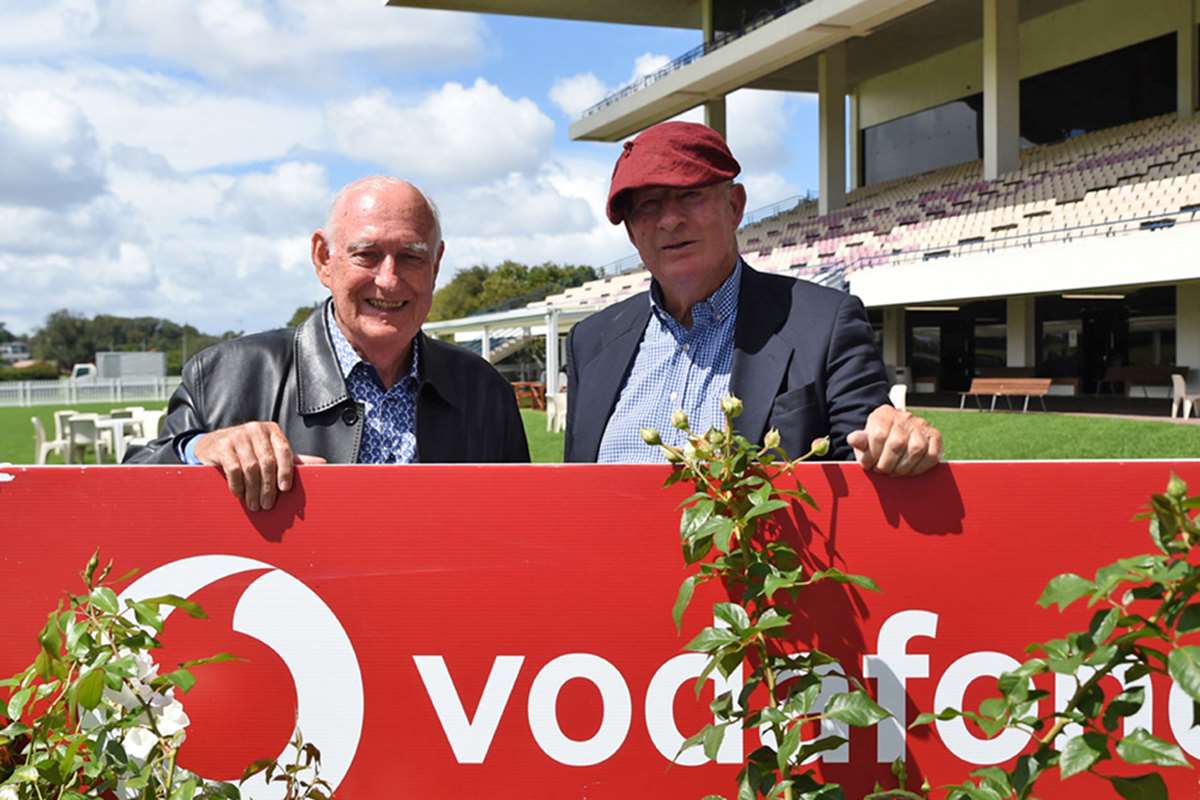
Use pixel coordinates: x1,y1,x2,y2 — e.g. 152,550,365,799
0,1,821,336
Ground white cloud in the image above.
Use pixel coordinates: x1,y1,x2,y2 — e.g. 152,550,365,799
0,0,488,87
327,80,555,184
0,64,324,172
217,162,331,236
548,73,608,118
0,90,106,208
631,53,671,81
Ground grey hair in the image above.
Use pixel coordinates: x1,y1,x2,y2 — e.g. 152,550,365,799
324,176,442,248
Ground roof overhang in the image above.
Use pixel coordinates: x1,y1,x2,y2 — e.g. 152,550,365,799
422,304,596,336
569,0,933,141
382,0,702,29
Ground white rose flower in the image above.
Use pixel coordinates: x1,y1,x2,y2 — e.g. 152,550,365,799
0,785,20,800
155,698,190,737
122,726,159,761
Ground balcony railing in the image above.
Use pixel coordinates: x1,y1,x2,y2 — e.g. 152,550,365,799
579,0,815,120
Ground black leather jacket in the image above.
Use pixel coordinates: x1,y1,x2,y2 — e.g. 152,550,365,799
125,303,530,464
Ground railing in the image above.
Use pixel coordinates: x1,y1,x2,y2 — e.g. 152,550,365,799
0,377,183,408
812,208,1200,281
579,0,815,120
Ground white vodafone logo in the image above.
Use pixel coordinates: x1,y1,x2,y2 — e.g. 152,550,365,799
119,555,364,798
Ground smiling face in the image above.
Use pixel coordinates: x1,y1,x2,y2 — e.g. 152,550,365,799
623,181,746,321
312,178,442,385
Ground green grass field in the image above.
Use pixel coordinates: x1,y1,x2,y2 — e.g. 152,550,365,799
2,404,1195,465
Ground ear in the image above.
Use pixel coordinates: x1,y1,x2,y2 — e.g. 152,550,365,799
624,221,636,246
729,183,748,228
432,240,445,283
312,230,333,289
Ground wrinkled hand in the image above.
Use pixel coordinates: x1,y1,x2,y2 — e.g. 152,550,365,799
193,422,326,511
846,405,942,476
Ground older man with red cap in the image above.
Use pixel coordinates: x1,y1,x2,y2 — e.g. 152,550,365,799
564,121,941,475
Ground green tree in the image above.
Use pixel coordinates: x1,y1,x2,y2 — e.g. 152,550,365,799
287,302,323,328
31,310,95,371
0,321,15,343
428,261,598,321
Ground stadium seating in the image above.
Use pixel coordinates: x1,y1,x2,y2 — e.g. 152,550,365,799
528,113,1200,312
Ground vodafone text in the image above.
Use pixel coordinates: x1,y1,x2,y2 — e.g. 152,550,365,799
415,609,1200,767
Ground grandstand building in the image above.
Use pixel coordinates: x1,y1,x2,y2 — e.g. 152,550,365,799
393,0,1200,404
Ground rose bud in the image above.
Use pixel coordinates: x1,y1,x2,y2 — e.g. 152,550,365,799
706,429,725,446
811,436,831,457
663,447,683,463
763,428,781,450
671,409,690,430
720,395,744,418
641,427,662,446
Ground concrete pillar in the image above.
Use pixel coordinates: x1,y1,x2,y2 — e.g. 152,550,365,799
1179,0,1198,119
705,97,727,140
481,325,491,363
818,43,847,215
882,307,906,368
983,0,1020,180
848,90,862,191
544,310,561,394
1178,282,1200,387
1006,296,1036,367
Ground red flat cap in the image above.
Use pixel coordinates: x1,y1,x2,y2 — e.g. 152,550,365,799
606,121,741,224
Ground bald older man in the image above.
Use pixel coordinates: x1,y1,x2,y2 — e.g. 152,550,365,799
126,177,529,509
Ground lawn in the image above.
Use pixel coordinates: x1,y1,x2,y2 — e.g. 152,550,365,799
2,405,1195,465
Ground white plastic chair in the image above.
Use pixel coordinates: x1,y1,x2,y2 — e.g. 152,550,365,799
1171,374,1199,419
127,409,167,449
66,414,109,465
888,383,908,412
32,417,66,465
53,409,75,443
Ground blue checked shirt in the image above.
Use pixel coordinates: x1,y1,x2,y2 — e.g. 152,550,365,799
326,305,420,464
597,260,741,464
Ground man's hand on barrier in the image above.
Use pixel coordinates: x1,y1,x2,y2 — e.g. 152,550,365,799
847,405,942,476
193,422,327,511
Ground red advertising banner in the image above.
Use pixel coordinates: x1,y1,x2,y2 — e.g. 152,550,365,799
2,461,1200,798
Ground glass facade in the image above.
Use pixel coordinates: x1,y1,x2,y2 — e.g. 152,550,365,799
862,33,1178,185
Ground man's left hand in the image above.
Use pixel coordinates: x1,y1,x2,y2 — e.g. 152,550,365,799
846,405,942,476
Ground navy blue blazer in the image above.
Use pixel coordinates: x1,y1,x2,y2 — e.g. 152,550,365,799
564,264,890,462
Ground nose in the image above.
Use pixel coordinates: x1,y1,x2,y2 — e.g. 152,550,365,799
374,256,402,290
656,197,686,231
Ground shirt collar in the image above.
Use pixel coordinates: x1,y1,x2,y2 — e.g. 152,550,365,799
648,258,742,329
325,303,420,388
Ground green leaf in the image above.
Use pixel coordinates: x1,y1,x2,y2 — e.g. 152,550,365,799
702,722,727,760
6,685,32,720
76,667,105,710
713,603,751,633
1104,686,1147,732
684,627,738,653
1106,773,1168,800
753,608,791,635
1169,646,1200,703
89,586,120,615
1037,573,1095,611
810,568,880,592
1178,604,1200,634
681,500,716,541
1115,728,1190,767
1059,732,1108,779
744,499,789,521
83,549,100,588
160,668,197,693
672,576,697,632
10,764,38,783
822,691,890,727
763,568,803,600
1089,608,1120,643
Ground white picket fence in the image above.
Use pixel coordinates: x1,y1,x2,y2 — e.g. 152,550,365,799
0,377,182,408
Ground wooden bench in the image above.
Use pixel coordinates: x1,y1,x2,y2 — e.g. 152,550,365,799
959,378,1052,412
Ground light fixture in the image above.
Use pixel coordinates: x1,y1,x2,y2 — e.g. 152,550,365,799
904,305,960,312
1061,293,1125,300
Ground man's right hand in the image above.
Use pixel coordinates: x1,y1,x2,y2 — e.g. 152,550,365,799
193,422,326,511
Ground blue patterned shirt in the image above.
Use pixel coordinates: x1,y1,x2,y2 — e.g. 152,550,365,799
597,260,741,464
326,305,421,464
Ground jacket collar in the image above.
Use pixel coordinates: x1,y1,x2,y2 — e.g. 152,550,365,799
295,300,351,415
